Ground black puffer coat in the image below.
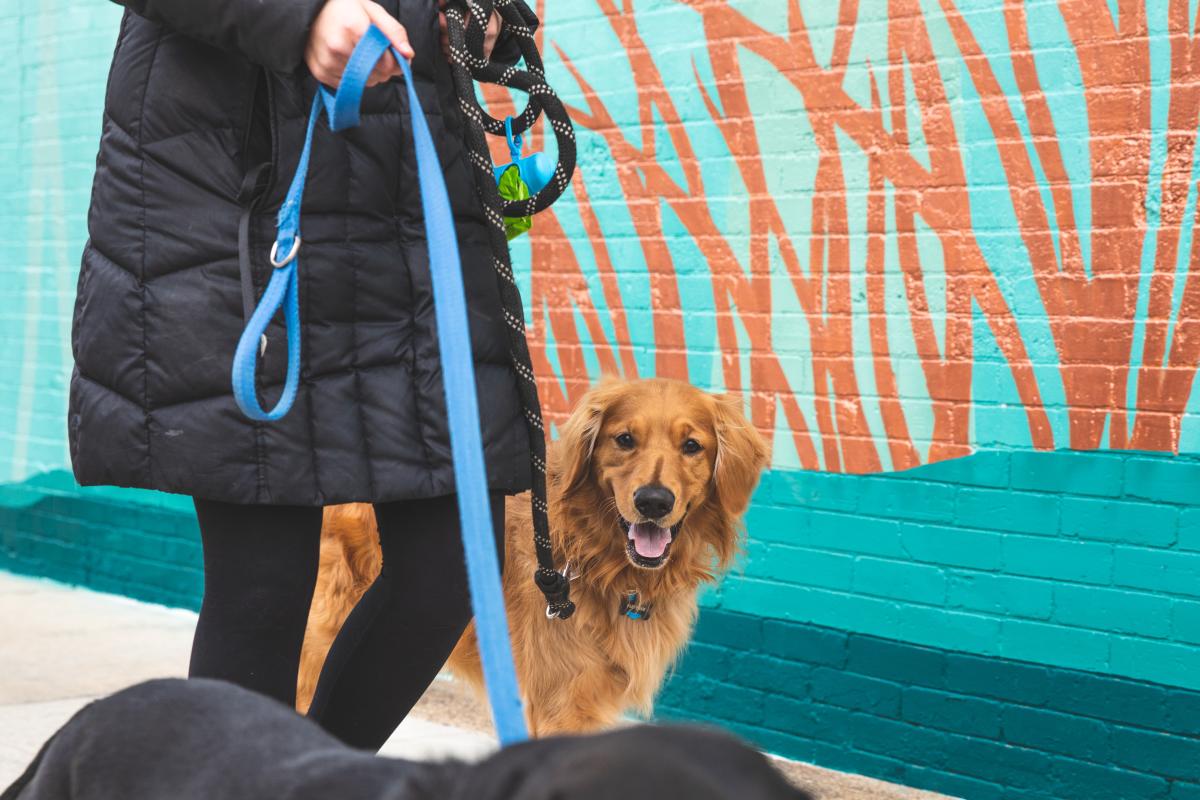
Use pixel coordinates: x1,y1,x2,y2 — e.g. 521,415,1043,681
69,0,532,505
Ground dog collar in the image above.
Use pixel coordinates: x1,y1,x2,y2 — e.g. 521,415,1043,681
619,589,652,621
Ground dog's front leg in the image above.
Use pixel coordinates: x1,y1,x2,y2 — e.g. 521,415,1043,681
525,683,621,737
527,706,611,737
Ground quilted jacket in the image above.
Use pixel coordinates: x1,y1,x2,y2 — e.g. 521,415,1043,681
68,0,531,505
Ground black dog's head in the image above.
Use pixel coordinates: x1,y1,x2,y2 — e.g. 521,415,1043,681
457,724,809,800
5,679,808,800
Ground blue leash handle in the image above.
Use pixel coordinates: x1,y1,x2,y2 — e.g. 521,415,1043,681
231,26,529,745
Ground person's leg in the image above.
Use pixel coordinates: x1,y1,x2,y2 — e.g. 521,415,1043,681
306,492,505,750
189,498,323,708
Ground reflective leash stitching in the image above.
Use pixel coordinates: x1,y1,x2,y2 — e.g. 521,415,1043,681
443,0,579,620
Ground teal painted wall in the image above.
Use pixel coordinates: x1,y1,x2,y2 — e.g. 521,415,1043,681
0,1,120,482
728,452,1200,692
4,1,1200,798
5,453,1200,800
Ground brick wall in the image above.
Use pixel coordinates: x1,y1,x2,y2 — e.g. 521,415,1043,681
4,1,1200,799
5,451,1199,798
0,0,117,478
664,611,1200,800
661,450,1200,799
0,474,201,609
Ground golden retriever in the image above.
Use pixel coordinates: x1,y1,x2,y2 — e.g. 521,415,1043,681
297,378,769,735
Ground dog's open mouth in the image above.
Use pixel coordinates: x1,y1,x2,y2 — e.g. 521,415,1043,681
619,519,678,569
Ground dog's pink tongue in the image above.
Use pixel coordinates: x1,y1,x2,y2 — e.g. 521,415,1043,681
629,522,672,558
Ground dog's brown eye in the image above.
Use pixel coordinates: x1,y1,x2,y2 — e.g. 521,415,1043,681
683,438,703,454
615,433,635,450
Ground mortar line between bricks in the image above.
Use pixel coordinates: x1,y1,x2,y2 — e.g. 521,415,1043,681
698,610,1200,699
725,575,1200,642
748,704,1178,787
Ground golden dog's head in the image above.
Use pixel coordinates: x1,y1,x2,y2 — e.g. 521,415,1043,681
551,379,769,590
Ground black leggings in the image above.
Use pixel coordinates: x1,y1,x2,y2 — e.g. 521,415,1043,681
189,493,504,750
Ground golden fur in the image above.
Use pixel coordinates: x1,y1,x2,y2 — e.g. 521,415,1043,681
297,378,768,735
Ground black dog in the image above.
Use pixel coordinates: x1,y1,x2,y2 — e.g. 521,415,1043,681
3,679,805,800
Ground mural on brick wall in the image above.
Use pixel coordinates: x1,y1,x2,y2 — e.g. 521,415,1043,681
4,5,1200,792
4,0,1200,483
487,0,1200,474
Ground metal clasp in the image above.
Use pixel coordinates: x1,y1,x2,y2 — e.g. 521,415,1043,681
544,561,578,619
269,236,301,268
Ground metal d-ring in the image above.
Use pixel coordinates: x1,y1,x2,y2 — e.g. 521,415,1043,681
269,236,302,268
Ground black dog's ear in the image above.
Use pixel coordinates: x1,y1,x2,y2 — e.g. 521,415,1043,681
710,393,769,516
556,379,626,496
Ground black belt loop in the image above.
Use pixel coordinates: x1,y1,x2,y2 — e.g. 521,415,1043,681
237,162,272,325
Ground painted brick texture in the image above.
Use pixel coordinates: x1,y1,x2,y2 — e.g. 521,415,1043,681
679,450,1200,797
5,450,1199,798
4,1,1200,799
661,610,1200,800
0,479,202,609
730,452,1200,693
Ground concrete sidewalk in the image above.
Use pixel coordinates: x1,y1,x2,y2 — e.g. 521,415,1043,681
0,572,951,799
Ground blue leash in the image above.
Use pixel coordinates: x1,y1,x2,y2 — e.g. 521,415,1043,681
231,26,528,745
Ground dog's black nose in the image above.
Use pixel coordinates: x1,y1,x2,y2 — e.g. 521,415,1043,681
634,485,675,519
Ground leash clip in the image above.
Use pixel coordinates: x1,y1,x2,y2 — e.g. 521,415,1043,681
269,237,301,268
544,562,578,619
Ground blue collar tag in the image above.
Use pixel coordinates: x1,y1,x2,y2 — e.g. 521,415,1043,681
619,590,652,621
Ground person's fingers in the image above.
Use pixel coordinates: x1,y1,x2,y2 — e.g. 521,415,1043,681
305,0,372,88
363,1,415,61
308,0,414,88
439,10,452,60
313,49,349,87
365,51,400,87
326,8,367,71
307,45,347,87
483,9,500,59
365,66,387,87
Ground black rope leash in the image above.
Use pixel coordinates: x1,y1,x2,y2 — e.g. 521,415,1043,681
443,0,578,619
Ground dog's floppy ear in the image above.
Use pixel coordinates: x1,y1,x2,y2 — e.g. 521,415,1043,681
556,379,624,496
710,393,769,515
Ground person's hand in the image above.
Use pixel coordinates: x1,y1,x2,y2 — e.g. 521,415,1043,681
305,0,415,88
438,1,501,62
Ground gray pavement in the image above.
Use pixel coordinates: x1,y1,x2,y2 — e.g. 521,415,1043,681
0,571,952,799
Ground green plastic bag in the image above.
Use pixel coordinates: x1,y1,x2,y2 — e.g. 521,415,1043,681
497,165,532,241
